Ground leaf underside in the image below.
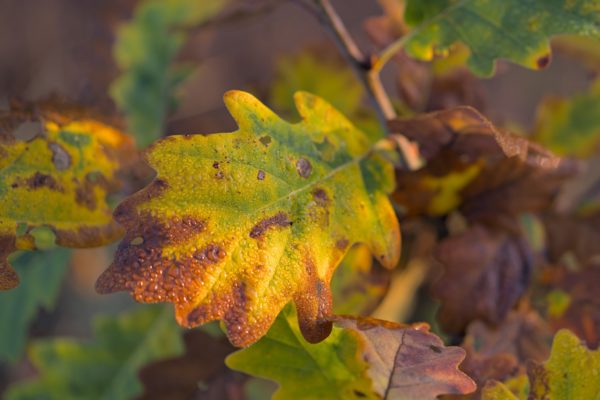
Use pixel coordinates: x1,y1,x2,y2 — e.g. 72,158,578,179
96,91,400,347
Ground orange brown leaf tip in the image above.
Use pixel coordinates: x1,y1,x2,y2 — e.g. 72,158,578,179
0,103,134,290
96,90,400,347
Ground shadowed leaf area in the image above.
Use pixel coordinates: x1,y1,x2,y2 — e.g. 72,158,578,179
0,103,133,291
0,249,70,363
482,329,600,399
96,91,400,347
139,329,245,400
226,306,475,400
5,306,183,400
390,107,575,232
403,0,600,76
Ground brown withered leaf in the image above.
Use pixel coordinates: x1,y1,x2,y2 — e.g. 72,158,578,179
541,213,600,265
138,330,244,400
537,265,600,348
335,317,476,399
390,107,575,232
432,225,533,334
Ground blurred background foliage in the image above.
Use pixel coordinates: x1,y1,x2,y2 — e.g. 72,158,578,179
1,0,600,398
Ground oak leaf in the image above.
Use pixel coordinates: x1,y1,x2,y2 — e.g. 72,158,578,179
96,91,400,346
0,106,133,290
402,0,600,76
226,306,475,400
432,225,533,333
482,329,600,399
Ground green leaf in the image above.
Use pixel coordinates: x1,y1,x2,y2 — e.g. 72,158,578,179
482,329,600,400
403,0,600,76
0,107,132,290
96,91,400,347
5,306,183,400
0,249,70,363
110,0,227,147
271,53,364,118
533,79,600,157
226,306,476,400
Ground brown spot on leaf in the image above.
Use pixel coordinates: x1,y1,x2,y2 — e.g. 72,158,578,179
26,172,62,191
49,142,71,170
536,54,551,69
212,161,219,169
295,157,312,178
336,239,349,251
215,170,224,179
0,235,19,291
257,170,265,180
259,135,271,147
249,212,292,239
312,188,330,206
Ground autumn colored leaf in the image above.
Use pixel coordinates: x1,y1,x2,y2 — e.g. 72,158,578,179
0,249,70,362
401,0,600,76
139,329,245,400
457,310,552,397
0,106,133,290
96,91,400,347
226,306,475,400
482,329,600,399
533,79,600,157
331,244,391,315
5,306,183,400
111,0,227,147
390,107,574,232
432,225,533,333
536,265,600,348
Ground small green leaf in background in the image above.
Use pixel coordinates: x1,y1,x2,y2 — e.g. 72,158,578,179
0,249,70,363
270,52,383,140
403,0,600,76
110,0,227,147
533,79,600,158
482,329,600,400
226,306,475,400
271,53,363,118
5,306,183,400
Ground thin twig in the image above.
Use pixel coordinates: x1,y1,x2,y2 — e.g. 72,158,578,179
295,0,421,170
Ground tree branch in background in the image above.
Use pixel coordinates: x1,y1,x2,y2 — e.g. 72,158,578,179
295,0,421,170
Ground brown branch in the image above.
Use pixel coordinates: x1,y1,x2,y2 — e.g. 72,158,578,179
294,0,421,170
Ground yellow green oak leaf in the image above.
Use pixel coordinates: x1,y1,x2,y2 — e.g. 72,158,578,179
96,91,400,347
403,0,600,76
482,329,600,400
226,306,476,400
533,79,600,157
0,108,133,290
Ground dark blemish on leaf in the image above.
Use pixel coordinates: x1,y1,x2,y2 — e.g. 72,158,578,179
75,183,97,210
212,161,219,169
296,158,312,178
257,170,265,180
537,54,551,69
336,239,349,250
26,172,62,191
11,183,18,188
215,170,224,179
259,135,271,147
312,188,329,206
249,212,292,239
48,142,71,171
353,390,367,398
429,345,442,353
